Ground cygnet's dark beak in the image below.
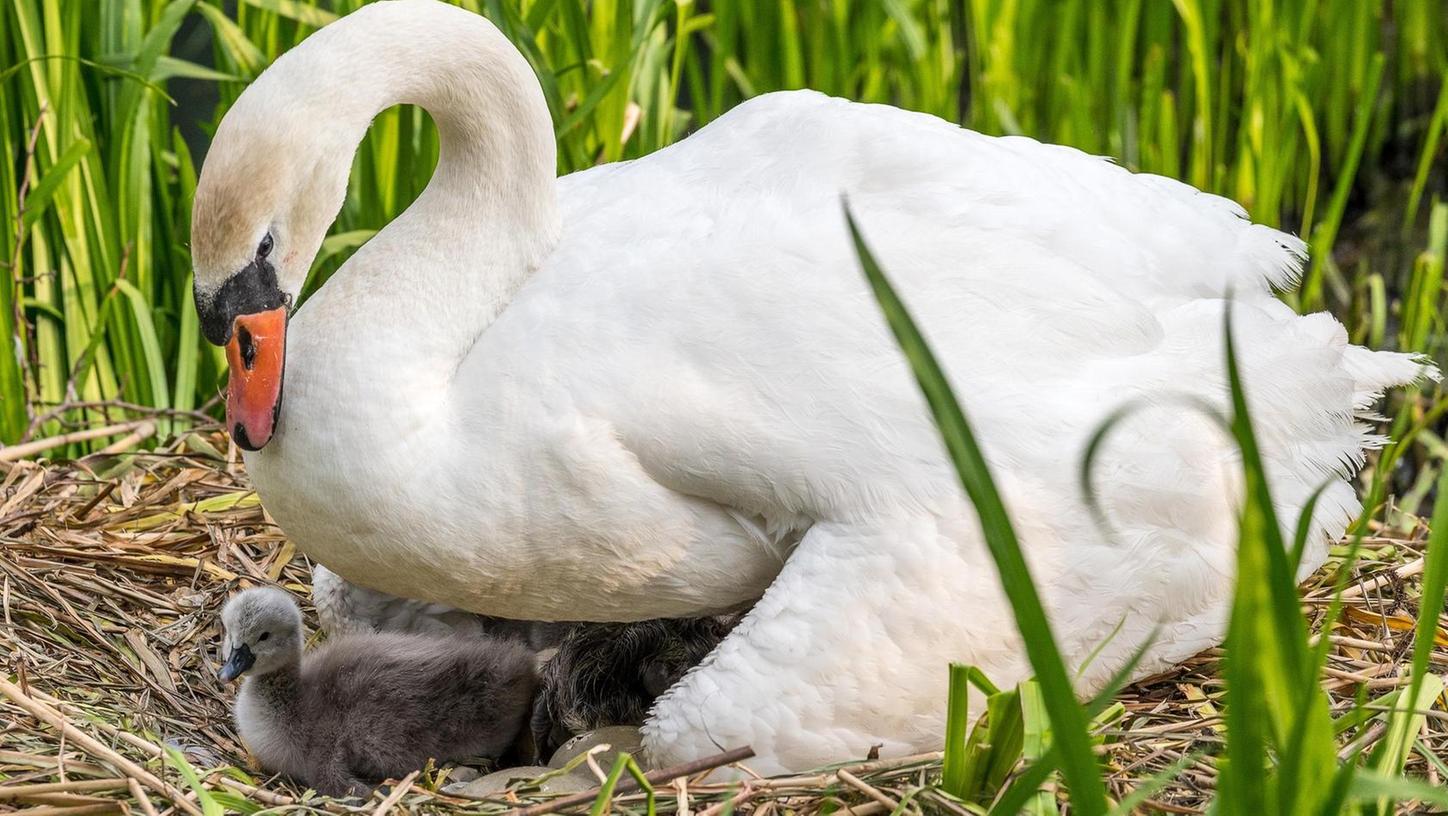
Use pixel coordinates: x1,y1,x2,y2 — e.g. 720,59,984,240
219,644,255,681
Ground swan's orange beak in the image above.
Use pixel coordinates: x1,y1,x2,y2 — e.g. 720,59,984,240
225,307,287,451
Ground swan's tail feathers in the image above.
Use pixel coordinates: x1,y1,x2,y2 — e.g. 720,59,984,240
1343,347,1441,413
1245,223,1309,292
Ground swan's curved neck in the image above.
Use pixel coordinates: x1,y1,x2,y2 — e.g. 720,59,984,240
243,0,560,347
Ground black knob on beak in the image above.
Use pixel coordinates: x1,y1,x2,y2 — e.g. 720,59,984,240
197,257,288,346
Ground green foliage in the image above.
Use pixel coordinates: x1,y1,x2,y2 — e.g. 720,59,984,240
1,0,1445,453
163,744,225,816
1215,300,1341,814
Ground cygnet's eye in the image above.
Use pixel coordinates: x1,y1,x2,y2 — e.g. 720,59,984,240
257,631,271,642
257,232,274,260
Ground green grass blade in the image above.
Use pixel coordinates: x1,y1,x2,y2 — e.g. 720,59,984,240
1348,773,1448,810
19,137,90,231
1218,298,1339,815
114,278,170,414
162,745,223,816
847,203,1107,814
237,0,335,28
942,663,972,797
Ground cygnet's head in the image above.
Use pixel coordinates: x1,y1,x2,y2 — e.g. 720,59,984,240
219,587,304,681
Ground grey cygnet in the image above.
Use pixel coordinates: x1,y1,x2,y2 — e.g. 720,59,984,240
219,587,537,797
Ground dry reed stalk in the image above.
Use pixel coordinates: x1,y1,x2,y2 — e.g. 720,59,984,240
210,776,294,807
696,783,756,816
0,679,202,816
4,804,127,816
0,422,153,463
835,769,900,811
125,779,158,816
370,769,420,816
0,780,130,799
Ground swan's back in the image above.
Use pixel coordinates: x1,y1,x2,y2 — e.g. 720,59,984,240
541,89,1425,493
557,90,1303,300
467,90,1430,682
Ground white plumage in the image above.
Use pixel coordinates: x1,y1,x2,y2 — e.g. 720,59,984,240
189,0,1433,774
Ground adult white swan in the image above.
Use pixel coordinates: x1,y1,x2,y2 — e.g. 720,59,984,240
191,0,1430,773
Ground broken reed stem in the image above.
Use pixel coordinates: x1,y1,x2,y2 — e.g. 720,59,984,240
506,746,756,816
836,769,901,811
211,777,293,807
0,421,151,463
673,777,690,816
369,770,420,816
0,780,130,799
5,804,127,816
0,678,203,816
127,779,159,816
1331,556,1426,599
91,421,156,457
583,744,612,784
695,782,757,816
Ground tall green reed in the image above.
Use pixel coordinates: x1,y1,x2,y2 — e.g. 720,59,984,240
1,0,1445,462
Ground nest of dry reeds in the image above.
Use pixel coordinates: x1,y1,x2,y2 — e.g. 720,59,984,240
1,425,1445,815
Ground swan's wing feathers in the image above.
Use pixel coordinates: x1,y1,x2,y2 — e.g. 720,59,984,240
563,90,1307,304
535,88,1426,563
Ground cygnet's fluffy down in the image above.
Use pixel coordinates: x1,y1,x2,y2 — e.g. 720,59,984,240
309,564,740,758
311,564,565,648
219,587,537,797
530,616,739,760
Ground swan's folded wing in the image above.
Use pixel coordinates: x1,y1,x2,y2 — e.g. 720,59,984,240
474,90,1430,624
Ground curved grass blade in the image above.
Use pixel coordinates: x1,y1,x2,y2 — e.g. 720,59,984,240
1219,298,1339,814
846,202,1107,815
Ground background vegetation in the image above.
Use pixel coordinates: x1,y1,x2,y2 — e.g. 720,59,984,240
1,0,1445,457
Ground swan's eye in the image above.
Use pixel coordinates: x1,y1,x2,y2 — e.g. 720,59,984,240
257,233,274,260
257,632,270,642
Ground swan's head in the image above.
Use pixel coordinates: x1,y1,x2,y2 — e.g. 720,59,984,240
218,587,305,681
191,95,353,450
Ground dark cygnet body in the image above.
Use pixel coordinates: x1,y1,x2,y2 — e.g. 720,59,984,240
219,587,537,797
310,563,742,759
530,615,739,760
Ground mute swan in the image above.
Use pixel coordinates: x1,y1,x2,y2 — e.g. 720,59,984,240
190,0,1432,773
218,588,537,796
